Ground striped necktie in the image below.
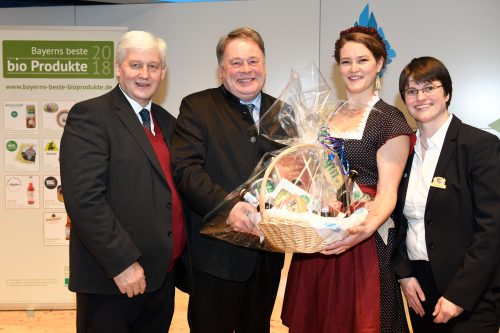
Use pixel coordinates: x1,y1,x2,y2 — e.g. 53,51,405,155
243,103,256,123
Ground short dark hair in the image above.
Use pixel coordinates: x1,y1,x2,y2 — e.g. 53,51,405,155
399,56,452,108
216,27,265,64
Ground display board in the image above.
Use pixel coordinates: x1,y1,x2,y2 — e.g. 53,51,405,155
0,26,126,309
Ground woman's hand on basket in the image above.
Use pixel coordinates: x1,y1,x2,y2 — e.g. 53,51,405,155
226,202,261,237
320,223,376,255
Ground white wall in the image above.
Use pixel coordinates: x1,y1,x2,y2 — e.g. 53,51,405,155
2,0,499,132
75,1,320,116
320,0,500,131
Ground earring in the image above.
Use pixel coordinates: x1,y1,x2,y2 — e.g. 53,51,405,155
375,73,381,91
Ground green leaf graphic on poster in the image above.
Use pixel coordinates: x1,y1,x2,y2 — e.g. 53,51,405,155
489,119,500,133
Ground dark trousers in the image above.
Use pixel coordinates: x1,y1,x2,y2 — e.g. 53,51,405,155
188,254,281,333
76,271,175,333
410,260,500,333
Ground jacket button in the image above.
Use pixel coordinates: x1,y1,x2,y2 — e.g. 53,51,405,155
250,136,256,143
167,231,172,237
166,202,172,208
428,243,435,250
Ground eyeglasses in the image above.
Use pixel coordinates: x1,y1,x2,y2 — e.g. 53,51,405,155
404,85,442,97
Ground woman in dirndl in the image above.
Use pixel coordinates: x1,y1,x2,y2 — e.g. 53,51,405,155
281,26,413,333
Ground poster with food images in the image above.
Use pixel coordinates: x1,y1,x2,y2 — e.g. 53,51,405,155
42,101,75,135
0,26,126,309
4,138,40,171
43,212,69,246
42,138,61,171
4,175,40,209
3,101,38,134
43,175,64,209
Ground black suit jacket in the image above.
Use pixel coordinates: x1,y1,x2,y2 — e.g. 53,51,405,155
392,115,500,311
60,85,180,294
171,85,284,281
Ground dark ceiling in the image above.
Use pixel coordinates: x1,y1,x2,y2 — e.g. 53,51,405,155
0,0,115,7
0,0,176,7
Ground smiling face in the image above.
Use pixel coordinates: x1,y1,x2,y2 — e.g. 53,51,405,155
115,47,166,107
404,78,450,127
218,38,266,102
338,41,383,99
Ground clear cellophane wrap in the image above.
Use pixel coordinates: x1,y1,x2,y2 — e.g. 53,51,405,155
201,63,376,253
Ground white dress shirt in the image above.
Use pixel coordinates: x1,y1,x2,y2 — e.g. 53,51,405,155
403,113,453,261
241,93,262,124
119,85,155,135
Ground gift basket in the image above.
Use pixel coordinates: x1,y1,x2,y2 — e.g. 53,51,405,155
201,63,376,253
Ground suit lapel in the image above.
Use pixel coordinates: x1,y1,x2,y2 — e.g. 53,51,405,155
426,116,460,206
397,153,414,215
111,87,166,182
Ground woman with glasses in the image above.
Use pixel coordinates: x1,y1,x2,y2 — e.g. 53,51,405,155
392,56,500,332
281,26,413,332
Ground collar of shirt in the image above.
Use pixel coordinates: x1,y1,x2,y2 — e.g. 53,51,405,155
330,93,380,140
415,113,453,156
118,85,155,135
404,112,453,261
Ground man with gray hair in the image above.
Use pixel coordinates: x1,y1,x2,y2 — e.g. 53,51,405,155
60,30,187,332
172,27,284,333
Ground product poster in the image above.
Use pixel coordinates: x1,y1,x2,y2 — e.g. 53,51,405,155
43,212,69,246
42,101,75,135
4,138,40,171
42,138,61,171
4,175,39,208
43,175,64,209
0,26,126,309
3,101,38,134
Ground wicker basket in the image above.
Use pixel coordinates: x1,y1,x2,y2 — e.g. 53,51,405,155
258,143,329,253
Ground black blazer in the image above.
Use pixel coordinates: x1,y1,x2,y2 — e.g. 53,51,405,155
172,85,284,281
392,115,500,311
60,85,180,294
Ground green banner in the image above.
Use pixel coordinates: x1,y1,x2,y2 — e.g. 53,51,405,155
3,40,114,78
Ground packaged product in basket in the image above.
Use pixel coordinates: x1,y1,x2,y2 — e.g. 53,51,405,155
200,63,377,253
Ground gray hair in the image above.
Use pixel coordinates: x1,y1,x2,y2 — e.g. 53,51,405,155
115,30,167,66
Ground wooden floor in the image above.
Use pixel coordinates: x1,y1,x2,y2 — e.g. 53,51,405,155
2,259,497,333
0,256,291,333
0,254,419,333
0,290,287,332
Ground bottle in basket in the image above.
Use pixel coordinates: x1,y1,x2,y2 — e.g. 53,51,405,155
336,170,358,214
239,188,259,208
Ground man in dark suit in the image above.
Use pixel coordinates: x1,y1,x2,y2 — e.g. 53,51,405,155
171,27,284,333
392,56,500,332
60,30,186,332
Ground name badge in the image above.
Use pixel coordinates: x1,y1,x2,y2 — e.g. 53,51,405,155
431,176,447,189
